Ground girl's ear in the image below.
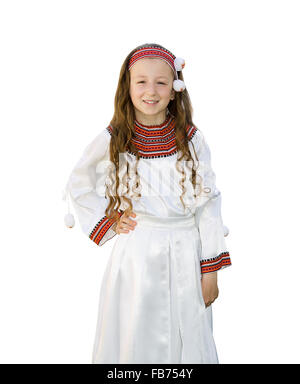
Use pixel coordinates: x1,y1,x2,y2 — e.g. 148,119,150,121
170,89,175,100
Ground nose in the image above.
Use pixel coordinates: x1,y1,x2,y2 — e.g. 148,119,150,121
144,82,157,96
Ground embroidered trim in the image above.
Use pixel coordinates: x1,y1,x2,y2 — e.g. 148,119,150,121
128,46,176,74
106,116,197,159
89,211,123,246
200,251,231,274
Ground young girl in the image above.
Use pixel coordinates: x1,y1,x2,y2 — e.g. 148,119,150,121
63,43,231,364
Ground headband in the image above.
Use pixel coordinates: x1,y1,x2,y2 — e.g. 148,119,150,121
128,45,186,92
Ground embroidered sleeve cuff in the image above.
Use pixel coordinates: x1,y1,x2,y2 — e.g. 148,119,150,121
89,211,123,246
200,251,232,274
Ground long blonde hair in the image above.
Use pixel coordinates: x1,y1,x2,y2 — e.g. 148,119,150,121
104,43,202,223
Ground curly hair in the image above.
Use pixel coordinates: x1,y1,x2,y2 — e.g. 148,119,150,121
104,43,202,224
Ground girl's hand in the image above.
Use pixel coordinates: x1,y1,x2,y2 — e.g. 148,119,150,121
115,211,137,234
201,272,219,307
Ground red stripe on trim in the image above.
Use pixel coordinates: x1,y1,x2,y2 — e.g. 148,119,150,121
200,252,232,274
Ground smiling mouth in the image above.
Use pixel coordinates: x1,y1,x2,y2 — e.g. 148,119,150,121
143,100,159,104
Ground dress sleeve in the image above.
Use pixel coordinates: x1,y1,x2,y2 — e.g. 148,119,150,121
63,129,123,246
192,129,232,274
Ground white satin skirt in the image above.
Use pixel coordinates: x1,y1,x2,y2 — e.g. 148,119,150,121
91,213,218,364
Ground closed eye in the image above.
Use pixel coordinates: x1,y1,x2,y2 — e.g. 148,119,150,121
137,81,166,84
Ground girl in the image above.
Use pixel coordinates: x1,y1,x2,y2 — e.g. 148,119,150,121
63,43,231,364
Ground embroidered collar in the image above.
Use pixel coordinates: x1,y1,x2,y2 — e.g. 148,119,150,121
106,114,197,159
134,114,173,131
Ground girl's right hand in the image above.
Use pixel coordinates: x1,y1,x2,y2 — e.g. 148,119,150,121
115,211,137,234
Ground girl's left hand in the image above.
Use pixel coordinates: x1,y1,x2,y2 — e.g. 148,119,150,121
201,272,219,307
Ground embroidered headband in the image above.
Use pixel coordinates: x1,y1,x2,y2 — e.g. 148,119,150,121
128,45,186,92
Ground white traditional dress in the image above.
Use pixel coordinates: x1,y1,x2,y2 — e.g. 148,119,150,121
64,113,231,364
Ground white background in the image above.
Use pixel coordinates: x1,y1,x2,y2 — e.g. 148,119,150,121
0,0,299,364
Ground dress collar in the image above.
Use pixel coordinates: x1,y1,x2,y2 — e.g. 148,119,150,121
133,114,175,141
106,114,197,159
133,113,172,131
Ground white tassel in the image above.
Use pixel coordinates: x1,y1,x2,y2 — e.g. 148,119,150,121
174,57,185,71
223,225,229,237
173,79,186,92
62,187,75,228
173,57,186,92
64,212,75,228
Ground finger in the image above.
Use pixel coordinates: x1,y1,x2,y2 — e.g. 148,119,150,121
125,211,136,218
122,218,137,229
123,215,137,223
118,227,129,234
116,223,129,234
119,221,133,232
122,218,136,226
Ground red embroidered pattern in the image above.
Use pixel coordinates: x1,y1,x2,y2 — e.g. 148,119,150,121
200,252,232,274
106,115,197,159
128,46,176,74
89,211,123,245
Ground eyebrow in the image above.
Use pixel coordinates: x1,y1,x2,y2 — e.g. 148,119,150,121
134,75,169,79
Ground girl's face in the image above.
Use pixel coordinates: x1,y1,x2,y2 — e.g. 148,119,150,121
129,58,175,125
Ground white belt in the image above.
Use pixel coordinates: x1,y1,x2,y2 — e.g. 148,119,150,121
134,213,196,229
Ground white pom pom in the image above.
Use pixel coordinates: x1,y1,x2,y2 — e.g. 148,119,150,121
64,213,75,228
174,57,185,71
173,79,186,92
223,225,229,237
